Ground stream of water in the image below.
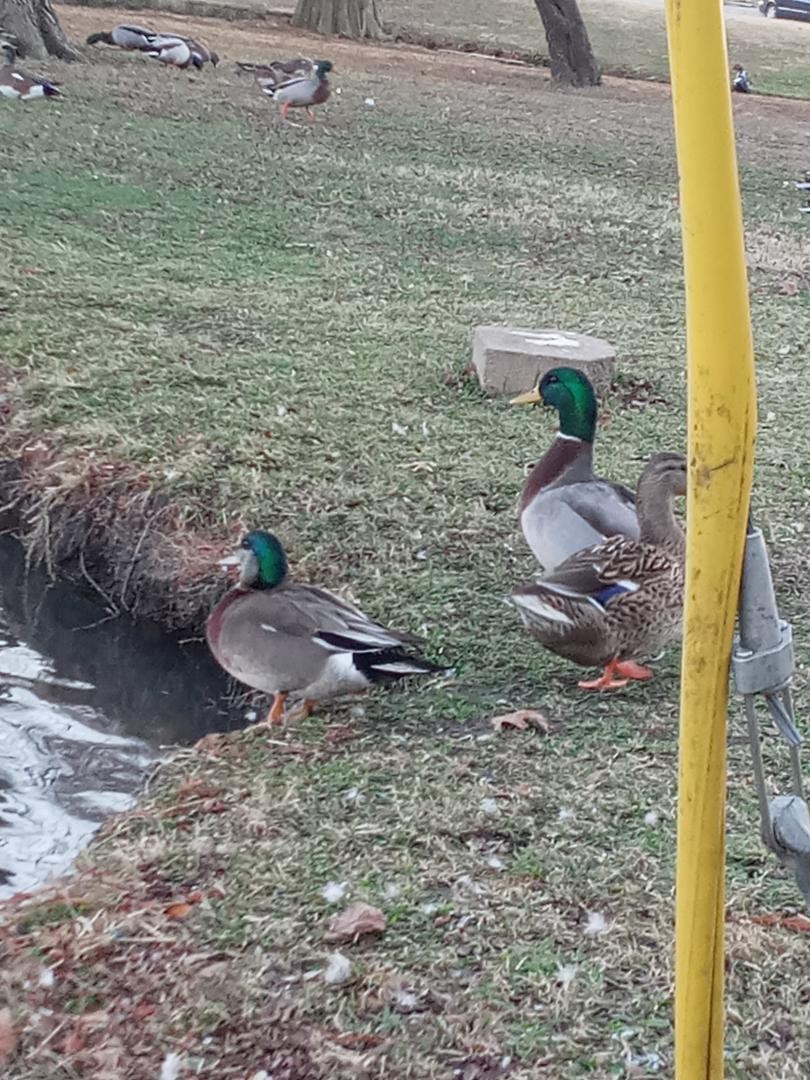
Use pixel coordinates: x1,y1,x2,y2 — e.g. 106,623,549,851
0,537,234,900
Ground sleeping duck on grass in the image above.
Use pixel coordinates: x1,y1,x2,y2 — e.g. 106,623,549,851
0,42,60,100
86,24,158,51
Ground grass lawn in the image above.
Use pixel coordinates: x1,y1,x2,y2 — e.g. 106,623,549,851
1,6,810,1077
386,0,810,98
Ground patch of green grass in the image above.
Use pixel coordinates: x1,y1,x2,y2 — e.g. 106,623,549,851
1,16,810,1080
17,900,90,933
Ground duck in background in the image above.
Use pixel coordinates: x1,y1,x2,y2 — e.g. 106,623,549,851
510,367,639,571
144,36,203,71
87,25,218,68
258,59,333,121
0,42,60,100
238,57,315,83
86,24,158,51
731,63,751,94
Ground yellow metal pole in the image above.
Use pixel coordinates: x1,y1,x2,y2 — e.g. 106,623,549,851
663,1,757,1077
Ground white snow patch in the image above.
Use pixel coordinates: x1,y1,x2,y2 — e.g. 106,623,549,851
556,962,578,990
583,911,609,937
160,1053,182,1080
324,952,352,985
558,806,576,821
479,797,498,815
644,810,659,826
321,881,348,904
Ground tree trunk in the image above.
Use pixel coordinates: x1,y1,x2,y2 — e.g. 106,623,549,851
533,0,600,87
0,0,81,60
291,0,387,41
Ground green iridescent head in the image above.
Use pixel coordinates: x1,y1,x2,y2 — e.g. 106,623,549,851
235,530,288,590
511,366,597,443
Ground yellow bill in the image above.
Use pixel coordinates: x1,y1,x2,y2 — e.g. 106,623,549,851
509,386,541,405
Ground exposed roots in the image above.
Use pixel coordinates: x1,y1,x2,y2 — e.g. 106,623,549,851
0,448,237,630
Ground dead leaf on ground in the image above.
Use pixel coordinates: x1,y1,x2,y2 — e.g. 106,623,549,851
747,912,810,933
193,732,229,755
325,902,386,943
62,1027,86,1055
324,724,357,745
175,778,224,801
490,709,553,734
0,1008,17,1064
778,279,799,297
164,901,194,920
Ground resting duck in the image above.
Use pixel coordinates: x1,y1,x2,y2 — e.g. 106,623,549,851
207,530,443,725
260,59,332,121
509,452,686,691
144,36,202,70
239,57,314,82
0,43,60,100
86,24,157,50
511,367,639,571
184,37,219,67
731,63,751,94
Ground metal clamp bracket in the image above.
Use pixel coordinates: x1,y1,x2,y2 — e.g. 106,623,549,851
734,521,810,910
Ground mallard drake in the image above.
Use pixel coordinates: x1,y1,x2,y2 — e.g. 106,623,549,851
86,24,157,50
260,59,332,121
509,451,686,691
207,530,443,725
144,36,202,70
510,366,639,571
0,43,59,100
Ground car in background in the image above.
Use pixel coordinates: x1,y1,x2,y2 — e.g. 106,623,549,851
758,0,810,20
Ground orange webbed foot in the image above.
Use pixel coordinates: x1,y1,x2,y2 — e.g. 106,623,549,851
266,691,288,725
613,660,654,681
577,660,629,691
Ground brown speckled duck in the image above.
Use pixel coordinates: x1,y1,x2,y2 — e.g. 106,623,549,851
511,367,639,571
509,452,686,690
207,530,443,725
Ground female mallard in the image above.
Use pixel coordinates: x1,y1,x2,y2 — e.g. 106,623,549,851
183,37,219,67
207,530,443,725
509,452,686,691
260,59,332,121
0,43,59,100
511,367,639,571
86,24,158,50
239,57,314,82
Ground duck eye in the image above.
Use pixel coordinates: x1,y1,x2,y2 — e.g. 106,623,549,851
241,538,251,550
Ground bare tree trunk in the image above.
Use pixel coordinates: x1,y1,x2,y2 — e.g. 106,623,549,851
533,0,600,87
291,0,387,41
0,0,80,60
